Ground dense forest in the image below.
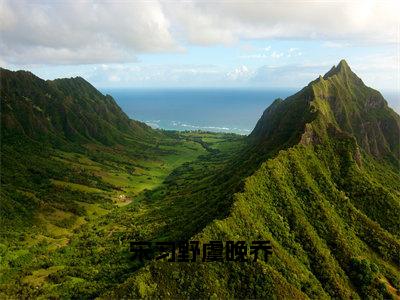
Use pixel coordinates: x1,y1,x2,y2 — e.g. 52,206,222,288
0,60,399,299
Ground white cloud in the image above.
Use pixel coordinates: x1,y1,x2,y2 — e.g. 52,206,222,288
250,53,399,92
248,57,400,112
322,41,350,48
251,63,330,87
85,63,260,87
226,65,253,81
87,64,231,87
164,0,399,46
238,45,274,59
286,47,302,58
271,51,284,59
0,0,179,65
0,0,398,65
349,53,398,91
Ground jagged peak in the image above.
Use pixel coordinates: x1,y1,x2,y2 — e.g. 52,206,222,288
50,75,99,94
323,59,353,79
0,67,42,82
52,75,88,84
337,59,350,69
251,59,399,163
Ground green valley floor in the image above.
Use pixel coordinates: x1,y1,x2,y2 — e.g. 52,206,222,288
0,131,246,298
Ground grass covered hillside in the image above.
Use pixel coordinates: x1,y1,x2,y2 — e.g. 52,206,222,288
103,60,400,299
249,60,400,164
0,68,246,298
0,68,203,236
0,68,153,146
0,61,399,299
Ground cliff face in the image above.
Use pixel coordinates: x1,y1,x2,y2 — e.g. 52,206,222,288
249,60,400,164
1,63,399,299
311,60,400,161
105,61,400,299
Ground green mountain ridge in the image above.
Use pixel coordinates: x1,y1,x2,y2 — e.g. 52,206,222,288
104,60,400,299
250,59,400,164
0,68,153,147
0,61,399,299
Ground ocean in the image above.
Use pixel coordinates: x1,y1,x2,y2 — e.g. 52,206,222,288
101,88,399,135
101,88,297,135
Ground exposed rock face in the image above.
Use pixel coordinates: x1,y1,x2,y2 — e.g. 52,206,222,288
249,60,400,164
299,123,320,146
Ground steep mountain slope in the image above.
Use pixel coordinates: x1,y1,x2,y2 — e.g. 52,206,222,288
0,68,153,146
0,62,399,299
0,68,245,298
250,60,400,163
105,60,400,299
0,68,236,245
0,68,154,232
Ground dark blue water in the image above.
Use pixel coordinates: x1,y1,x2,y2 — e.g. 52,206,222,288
101,88,296,135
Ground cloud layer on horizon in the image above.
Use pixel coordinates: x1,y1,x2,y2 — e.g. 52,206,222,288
0,0,179,65
0,0,398,65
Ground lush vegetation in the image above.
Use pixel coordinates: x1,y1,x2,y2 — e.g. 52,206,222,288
0,61,399,299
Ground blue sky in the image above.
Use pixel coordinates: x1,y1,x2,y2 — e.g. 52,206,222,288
1,0,399,98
